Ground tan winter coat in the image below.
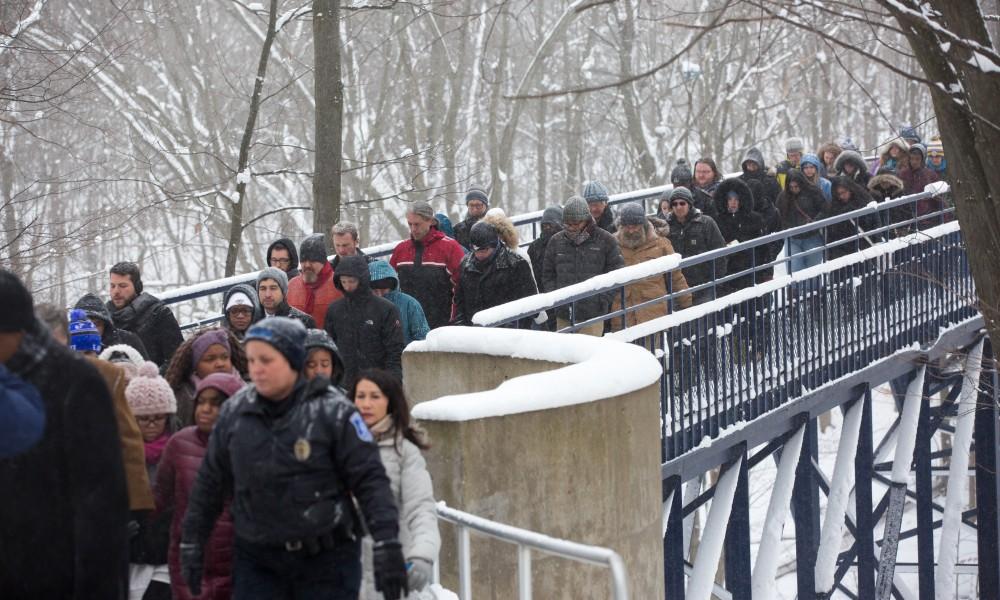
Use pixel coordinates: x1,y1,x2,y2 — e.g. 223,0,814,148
611,221,692,330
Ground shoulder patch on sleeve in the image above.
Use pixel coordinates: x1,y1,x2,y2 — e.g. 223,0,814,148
349,412,374,443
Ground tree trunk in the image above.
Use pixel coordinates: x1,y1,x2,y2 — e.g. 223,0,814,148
617,0,658,185
313,0,343,236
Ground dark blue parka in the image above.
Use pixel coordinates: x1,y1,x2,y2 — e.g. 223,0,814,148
182,377,400,548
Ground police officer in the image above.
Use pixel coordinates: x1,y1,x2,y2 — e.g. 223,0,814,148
180,317,408,599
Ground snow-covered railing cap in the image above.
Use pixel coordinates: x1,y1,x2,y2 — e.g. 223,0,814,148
408,327,662,422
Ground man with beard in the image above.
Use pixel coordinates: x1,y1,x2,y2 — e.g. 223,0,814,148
664,187,727,305
542,196,624,335
452,186,490,251
324,256,404,386
287,233,342,329
257,268,315,328
106,262,183,368
691,158,721,220
610,204,691,330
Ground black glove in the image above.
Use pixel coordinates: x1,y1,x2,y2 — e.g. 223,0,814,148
373,539,408,600
179,542,204,596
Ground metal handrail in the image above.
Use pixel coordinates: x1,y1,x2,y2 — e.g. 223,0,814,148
434,502,630,600
473,186,954,329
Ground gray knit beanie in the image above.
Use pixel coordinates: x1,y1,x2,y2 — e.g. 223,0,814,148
618,203,646,226
582,180,610,204
257,267,289,296
408,200,436,222
562,196,590,223
541,205,564,227
785,137,805,153
669,187,694,204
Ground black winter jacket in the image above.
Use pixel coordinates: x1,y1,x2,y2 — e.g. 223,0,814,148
713,179,766,293
182,377,399,548
266,300,316,330
265,237,300,279
527,232,554,292
107,292,183,368
594,205,617,234
453,244,538,327
775,170,827,239
691,184,719,221
665,209,727,304
221,283,262,340
324,256,404,385
74,293,150,358
826,177,884,259
541,222,625,322
0,321,129,599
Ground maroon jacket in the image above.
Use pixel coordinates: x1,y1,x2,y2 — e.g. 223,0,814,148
898,165,948,228
155,427,234,600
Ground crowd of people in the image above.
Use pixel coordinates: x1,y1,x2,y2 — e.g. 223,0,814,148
0,127,950,598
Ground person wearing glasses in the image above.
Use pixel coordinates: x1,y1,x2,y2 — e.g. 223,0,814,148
126,360,180,600
265,238,300,279
664,187,727,305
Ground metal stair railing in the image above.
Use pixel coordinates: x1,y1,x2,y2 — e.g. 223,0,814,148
434,502,630,600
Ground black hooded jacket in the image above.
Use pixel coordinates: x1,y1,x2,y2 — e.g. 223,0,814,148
106,292,183,368
265,237,300,280
221,283,262,339
834,150,871,188
664,209,727,304
324,256,404,385
594,205,618,234
74,293,149,358
182,376,399,549
826,177,884,259
453,244,538,327
713,179,765,293
775,169,827,238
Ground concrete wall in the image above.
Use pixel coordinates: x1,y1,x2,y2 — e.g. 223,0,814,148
403,345,664,599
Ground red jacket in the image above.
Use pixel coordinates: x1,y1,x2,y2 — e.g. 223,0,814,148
286,262,342,329
155,427,233,600
389,228,466,329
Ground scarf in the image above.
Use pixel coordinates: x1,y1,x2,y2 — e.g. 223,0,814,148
302,261,334,317
369,414,396,442
144,432,171,466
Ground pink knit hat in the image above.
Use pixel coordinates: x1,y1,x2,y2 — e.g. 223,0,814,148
125,361,177,416
195,372,245,400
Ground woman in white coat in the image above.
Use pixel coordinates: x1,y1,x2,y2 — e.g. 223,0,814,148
352,369,441,600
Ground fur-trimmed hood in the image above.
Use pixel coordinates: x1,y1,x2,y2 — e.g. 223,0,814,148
879,139,909,162
483,211,519,248
714,178,755,216
868,172,904,193
834,150,867,176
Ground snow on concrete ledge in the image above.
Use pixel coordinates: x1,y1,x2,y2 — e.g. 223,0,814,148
409,327,662,422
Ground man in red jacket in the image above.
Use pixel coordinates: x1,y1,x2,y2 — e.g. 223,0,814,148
389,201,466,329
287,234,342,328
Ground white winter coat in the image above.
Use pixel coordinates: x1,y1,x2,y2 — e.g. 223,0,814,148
360,433,441,600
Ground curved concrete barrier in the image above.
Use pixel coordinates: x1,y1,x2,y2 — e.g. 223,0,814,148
405,327,664,599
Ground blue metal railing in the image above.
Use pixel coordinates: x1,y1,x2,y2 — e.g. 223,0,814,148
474,188,976,461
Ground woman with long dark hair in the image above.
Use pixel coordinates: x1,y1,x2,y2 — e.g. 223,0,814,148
351,369,440,600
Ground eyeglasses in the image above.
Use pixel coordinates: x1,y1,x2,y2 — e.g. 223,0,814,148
136,414,167,426
270,258,291,266
228,307,253,316
670,201,688,207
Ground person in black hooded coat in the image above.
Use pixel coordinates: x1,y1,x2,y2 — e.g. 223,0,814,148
834,150,871,188
264,237,300,280
739,147,783,278
826,176,883,260
713,179,765,294
74,292,149,358
453,221,538,328
324,255,405,386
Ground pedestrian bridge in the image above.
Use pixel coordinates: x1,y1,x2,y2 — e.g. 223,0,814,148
160,181,994,599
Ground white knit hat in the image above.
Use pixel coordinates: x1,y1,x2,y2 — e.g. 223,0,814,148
125,361,177,416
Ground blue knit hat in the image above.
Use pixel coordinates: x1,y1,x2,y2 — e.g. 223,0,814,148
245,317,307,371
582,180,610,204
68,308,102,353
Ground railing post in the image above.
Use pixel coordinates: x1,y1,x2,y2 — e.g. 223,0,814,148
663,476,685,600
915,370,935,599
854,385,876,598
517,545,532,600
976,338,1000,599
458,525,472,600
724,446,751,600
792,417,820,598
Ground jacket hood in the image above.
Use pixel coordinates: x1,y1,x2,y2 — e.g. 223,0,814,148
333,255,371,293
785,168,816,192
714,178,755,216
614,220,667,251
367,259,400,291
483,212,520,248
740,147,766,171
816,142,842,162
222,283,262,319
834,150,867,175
868,172,904,193
830,176,872,208
75,293,114,328
647,215,670,238
880,139,909,161
435,213,456,238
800,153,823,171
266,237,299,272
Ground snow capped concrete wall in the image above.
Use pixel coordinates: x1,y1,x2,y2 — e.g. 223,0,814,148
403,327,664,598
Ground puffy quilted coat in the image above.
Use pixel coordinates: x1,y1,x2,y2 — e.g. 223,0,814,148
389,228,466,329
664,209,727,304
286,264,341,329
107,292,183,368
360,425,440,600
155,426,234,600
453,244,538,327
610,221,691,330
541,222,625,322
